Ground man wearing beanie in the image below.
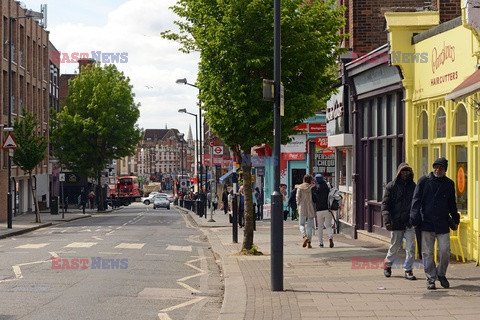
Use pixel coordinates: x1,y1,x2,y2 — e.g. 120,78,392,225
410,157,460,290
312,174,334,248
382,163,417,280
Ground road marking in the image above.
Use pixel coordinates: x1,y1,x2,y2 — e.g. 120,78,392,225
177,281,200,293
49,252,59,258
64,242,97,248
145,253,168,256
159,297,205,312
157,313,172,320
166,245,192,252
13,266,22,279
115,243,145,249
98,252,123,255
15,243,50,249
92,236,103,240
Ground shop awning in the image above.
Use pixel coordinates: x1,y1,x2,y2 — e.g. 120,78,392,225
445,69,480,101
219,168,234,184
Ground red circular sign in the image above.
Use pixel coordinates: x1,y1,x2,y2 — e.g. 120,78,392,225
214,146,222,154
209,141,214,147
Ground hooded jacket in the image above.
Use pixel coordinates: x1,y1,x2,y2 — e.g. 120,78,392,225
296,182,316,218
381,163,416,230
410,171,459,234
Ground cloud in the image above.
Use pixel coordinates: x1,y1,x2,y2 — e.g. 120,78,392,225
25,0,199,135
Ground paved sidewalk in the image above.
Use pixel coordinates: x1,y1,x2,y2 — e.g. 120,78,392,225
182,206,480,320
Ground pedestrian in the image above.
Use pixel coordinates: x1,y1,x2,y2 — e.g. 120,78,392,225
238,186,245,227
80,188,87,214
382,163,417,280
288,186,298,221
410,157,460,290
280,184,289,221
254,187,263,220
296,174,316,248
89,191,95,209
312,174,334,248
222,188,229,214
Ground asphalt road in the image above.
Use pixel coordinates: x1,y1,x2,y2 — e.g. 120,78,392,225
0,203,223,320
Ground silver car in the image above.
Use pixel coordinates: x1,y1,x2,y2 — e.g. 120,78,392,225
153,195,170,210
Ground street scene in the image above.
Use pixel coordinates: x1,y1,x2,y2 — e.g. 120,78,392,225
2,0,480,319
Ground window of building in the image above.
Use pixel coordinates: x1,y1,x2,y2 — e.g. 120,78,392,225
380,96,387,136
388,94,397,135
454,104,468,136
435,107,446,138
363,102,369,137
455,145,467,213
419,111,428,139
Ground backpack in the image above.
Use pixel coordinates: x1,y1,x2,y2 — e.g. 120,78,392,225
328,186,342,211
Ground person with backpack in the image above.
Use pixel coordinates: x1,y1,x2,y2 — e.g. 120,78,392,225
312,174,334,248
410,157,459,290
382,163,417,280
296,174,316,248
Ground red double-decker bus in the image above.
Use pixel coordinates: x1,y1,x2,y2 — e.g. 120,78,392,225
115,176,142,205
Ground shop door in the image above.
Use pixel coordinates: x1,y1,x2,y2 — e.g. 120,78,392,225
362,142,372,232
291,169,306,187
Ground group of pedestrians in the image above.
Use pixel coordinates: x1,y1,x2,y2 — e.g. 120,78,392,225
382,157,460,290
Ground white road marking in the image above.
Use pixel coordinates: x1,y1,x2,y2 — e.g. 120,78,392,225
166,245,192,252
159,297,205,312
64,242,97,248
92,236,103,240
157,313,172,320
177,281,200,293
12,266,22,279
145,253,168,256
98,252,123,255
49,252,59,258
15,243,50,249
115,243,145,249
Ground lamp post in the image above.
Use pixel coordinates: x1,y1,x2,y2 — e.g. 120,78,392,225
179,133,185,193
6,9,44,229
176,78,203,193
178,108,199,192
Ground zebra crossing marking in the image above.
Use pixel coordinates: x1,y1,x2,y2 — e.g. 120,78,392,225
15,243,50,249
64,242,97,248
115,243,145,249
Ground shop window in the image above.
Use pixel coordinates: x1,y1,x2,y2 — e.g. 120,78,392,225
455,145,467,213
454,104,467,136
476,146,479,219
419,111,428,139
338,149,347,187
421,147,429,176
387,94,397,135
380,96,387,136
363,102,369,138
372,99,378,137
371,140,378,200
435,108,446,138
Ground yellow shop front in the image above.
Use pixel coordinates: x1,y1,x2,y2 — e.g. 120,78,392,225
386,6,480,263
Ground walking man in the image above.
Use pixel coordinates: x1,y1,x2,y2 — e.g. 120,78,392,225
410,157,459,289
312,174,334,248
382,163,417,280
296,174,316,248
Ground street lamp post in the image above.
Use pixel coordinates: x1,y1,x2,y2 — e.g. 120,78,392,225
179,133,185,193
6,9,44,229
175,78,203,193
178,108,199,192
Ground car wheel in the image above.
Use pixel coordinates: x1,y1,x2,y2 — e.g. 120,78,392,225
144,200,150,205
167,206,170,210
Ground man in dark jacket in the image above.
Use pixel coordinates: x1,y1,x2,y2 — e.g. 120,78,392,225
287,187,298,221
410,157,459,290
382,163,417,280
312,174,333,248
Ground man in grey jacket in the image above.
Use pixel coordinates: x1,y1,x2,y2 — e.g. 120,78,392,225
410,157,459,290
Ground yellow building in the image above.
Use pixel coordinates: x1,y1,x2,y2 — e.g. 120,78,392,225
386,2,480,263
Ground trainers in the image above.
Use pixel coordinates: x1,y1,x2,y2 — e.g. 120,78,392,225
404,270,417,280
427,280,436,290
329,238,334,248
307,242,312,248
302,236,308,248
384,267,391,278
438,276,450,288
319,243,324,248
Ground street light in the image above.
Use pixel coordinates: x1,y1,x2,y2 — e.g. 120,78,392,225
178,108,199,192
176,78,203,193
6,8,44,229
178,133,185,193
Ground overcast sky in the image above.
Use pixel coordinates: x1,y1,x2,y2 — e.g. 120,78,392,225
25,0,200,137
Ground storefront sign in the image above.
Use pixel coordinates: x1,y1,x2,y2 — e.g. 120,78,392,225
281,135,306,153
308,123,326,133
282,152,305,160
313,151,335,179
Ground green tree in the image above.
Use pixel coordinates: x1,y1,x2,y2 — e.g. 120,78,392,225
12,111,49,223
51,63,142,211
163,0,345,250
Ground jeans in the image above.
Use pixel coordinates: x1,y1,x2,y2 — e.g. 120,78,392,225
384,227,416,271
299,215,313,242
422,231,450,281
316,210,333,245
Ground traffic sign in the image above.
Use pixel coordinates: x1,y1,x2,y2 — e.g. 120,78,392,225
2,132,17,149
209,141,214,147
59,173,65,182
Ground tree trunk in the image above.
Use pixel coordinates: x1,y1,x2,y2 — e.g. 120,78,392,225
242,150,254,251
30,173,41,223
97,171,105,211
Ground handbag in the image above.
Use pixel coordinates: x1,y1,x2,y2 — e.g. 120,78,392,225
448,216,457,230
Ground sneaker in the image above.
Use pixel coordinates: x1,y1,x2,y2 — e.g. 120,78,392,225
307,242,312,249
302,236,308,248
329,238,334,248
384,267,392,278
404,270,417,280
427,280,436,290
438,276,450,288
319,243,324,248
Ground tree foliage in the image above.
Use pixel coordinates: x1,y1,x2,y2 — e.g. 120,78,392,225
13,111,49,222
163,0,346,249
51,64,142,210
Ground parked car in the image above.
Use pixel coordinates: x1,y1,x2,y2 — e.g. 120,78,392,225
141,192,168,205
153,195,170,210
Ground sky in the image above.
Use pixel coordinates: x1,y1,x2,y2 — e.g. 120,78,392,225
24,0,200,137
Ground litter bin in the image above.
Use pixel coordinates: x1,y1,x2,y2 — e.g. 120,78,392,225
50,196,59,215
196,199,204,217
